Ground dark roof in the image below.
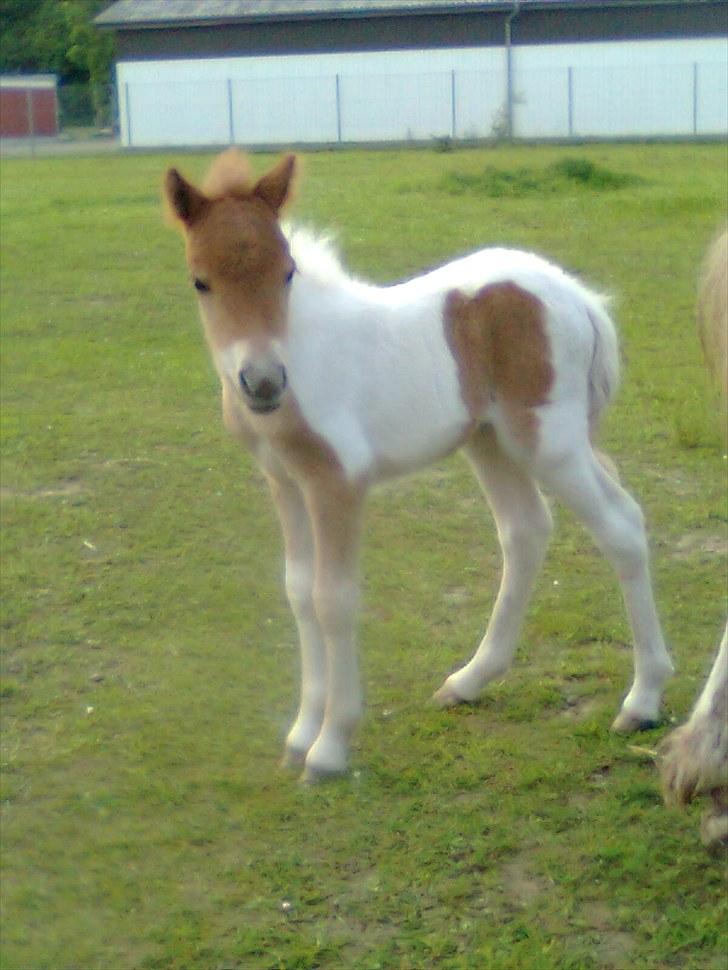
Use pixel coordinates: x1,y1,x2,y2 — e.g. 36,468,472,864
96,0,709,29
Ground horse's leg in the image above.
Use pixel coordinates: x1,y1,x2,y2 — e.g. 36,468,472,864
533,435,673,730
435,426,553,705
301,474,366,781
267,472,327,765
660,623,728,826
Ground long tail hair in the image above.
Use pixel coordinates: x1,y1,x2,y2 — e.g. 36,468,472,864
697,227,728,406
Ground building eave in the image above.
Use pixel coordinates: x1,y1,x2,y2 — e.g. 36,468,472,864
96,0,721,31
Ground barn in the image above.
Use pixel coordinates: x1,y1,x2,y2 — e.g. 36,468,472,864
96,0,728,148
0,75,59,138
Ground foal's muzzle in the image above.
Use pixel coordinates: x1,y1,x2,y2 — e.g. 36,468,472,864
239,361,287,414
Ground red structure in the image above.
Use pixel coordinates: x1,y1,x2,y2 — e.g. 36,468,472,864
0,75,58,137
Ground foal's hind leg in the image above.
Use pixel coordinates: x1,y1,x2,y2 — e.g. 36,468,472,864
435,427,553,706
534,436,673,730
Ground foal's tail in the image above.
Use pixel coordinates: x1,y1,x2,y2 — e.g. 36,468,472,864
585,294,621,434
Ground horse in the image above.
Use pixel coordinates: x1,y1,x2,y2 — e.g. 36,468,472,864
659,227,728,854
164,149,673,782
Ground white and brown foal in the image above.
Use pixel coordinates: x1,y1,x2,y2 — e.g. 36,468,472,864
165,150,673,781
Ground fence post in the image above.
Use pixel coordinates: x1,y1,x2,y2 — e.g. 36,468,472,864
25,88,36,155
335,73,342,143
124,82,132,147
567,66,574,138
692,62,699,136
451,69,457,139
227,78,235,144
504,4,521,140
505,45,514,138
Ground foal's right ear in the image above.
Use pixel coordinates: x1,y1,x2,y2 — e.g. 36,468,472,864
164,168,209,226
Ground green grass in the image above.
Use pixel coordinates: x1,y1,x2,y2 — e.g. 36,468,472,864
1,143,727,969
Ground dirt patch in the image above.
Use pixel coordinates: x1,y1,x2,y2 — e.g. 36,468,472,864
0,135,120,157
587,764,613,786
501,856,551,908
567,790,596,812
0,479,84,501
559,694,600,721
673,532,727,560
442,586,471,607
581,901,636,969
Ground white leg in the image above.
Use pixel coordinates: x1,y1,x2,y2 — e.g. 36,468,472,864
435,427,553,705
267,474,327,764
301,476,365,781
691,622,728,728
535,443,673,730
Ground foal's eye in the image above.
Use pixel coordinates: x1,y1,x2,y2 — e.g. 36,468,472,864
193,278,210,294
285,264,295,285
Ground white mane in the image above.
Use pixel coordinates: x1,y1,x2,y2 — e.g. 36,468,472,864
283,224,355,288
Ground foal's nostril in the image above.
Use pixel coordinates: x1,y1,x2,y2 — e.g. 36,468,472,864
239,367,252,396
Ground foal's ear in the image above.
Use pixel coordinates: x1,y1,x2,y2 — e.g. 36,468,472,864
253,154,296,214
164,168,209,226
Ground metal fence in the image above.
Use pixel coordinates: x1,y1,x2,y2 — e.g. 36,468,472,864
118,59,728,149
3,59,726,151
57,83,117,132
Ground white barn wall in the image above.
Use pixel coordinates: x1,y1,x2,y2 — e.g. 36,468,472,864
116,37,727,147
514,38,728,137
231,75,339,143
697,60,728,132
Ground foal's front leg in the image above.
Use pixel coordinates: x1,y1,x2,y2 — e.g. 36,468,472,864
267,473,327,765
301,474,365,781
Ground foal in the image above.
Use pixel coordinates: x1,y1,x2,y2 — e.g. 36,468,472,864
165,150,673,781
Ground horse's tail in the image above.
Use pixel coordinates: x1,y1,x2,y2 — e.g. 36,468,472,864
697,226,728,405
585,294,621,435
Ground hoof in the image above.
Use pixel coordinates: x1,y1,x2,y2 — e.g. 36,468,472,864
432,683,467,708
300,762,348,785
701,809,728,856
702,789,728,856
281,748,307,770
611,710,660,734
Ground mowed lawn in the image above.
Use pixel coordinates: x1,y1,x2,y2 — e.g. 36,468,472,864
1,143,726,969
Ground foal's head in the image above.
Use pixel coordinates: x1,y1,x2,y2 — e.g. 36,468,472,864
165,150,296,415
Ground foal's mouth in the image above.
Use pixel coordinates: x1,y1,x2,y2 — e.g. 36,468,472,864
247,399,282,415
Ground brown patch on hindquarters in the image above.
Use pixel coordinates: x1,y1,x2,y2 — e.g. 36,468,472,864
444,282,554,448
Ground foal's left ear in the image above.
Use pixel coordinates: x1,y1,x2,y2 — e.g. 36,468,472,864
253,154,296,215
164,168,209,226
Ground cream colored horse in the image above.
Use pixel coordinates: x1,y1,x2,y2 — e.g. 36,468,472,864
660,228,728,853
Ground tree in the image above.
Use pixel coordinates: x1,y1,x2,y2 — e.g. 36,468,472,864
63,1,116,124
0,0,116,126
0,0,70,77
0,0,115,87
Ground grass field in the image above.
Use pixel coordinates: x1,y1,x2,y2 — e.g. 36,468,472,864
1,142,727,969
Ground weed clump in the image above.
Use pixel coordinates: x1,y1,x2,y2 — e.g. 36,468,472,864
550,157,639,189
439,157,642,197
